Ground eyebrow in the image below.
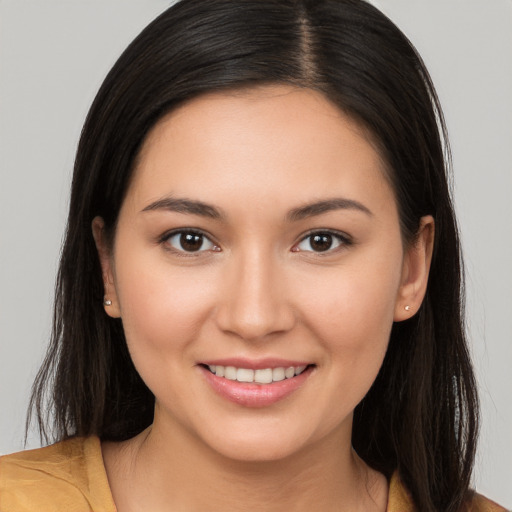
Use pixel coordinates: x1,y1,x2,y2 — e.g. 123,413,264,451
141,197,224,219
141,196,372,221
286,198,373,222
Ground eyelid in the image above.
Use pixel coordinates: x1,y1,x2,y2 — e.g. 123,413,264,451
159,228,221,254
292,229,353,253
157,227,352,255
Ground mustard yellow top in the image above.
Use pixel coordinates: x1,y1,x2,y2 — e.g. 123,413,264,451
0,437,507,512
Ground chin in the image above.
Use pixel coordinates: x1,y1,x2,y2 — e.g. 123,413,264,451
212,439,304,463
199,423,314,463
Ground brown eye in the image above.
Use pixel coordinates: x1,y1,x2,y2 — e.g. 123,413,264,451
294,231,348,253
165,231,217,253
310,234,334,252
180,233,204,251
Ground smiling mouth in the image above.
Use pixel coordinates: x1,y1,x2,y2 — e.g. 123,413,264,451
203,364,310,384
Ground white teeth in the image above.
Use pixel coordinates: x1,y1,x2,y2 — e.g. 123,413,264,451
254,368,273,384
284,367,295,379
224,366,237,380
236,368,254,383
272,367,285,382
208,364,308,384
295,365,306,375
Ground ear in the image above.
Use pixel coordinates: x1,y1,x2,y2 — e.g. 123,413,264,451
92,216,121,318
394,215,435,321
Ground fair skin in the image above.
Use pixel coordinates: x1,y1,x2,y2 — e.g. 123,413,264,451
93,85,434,512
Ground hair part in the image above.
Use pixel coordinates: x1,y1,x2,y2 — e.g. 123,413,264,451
28,1,478,511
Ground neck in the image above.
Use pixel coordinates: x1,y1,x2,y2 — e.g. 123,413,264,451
103,417,388,512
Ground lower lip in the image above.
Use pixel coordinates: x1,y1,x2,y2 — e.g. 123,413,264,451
200,366,313,408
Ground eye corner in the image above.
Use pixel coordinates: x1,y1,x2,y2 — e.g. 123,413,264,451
292,229,353,254
159,228,220,255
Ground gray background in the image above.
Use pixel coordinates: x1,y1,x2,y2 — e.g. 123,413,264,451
1,0,510,507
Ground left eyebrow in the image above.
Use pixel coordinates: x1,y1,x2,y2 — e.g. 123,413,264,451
141,197,224,220
286,198,373,222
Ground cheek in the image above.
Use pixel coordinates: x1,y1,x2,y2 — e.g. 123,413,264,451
112,256,222,411
113,253,217,361
299,262,400,341
293,261,400,430
294,247,403,379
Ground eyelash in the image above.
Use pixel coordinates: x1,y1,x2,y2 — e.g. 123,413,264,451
292,229,353,254
159,229,220,256
159,229,352,255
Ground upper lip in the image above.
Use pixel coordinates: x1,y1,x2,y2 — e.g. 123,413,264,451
199,358,312,370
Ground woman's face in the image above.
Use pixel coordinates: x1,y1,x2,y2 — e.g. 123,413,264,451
95,85,432,462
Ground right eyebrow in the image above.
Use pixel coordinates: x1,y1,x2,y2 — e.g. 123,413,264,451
141,197,224,220
286,197,373,222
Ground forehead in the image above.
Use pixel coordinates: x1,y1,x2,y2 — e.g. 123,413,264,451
139,85,381,163
126,85,394,216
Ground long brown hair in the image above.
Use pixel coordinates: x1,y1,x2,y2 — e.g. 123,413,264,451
28,1,478,510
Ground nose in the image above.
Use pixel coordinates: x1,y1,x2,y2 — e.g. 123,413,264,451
214,249,296,341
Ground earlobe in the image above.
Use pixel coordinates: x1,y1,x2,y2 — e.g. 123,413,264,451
92,216,121,318
394,215,435,322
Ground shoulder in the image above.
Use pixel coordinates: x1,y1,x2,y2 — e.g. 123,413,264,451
464,492,509,512
387,472,508,512
0,436,116,512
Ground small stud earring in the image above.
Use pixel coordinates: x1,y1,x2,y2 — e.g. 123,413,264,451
404,305,411,311
104,299,112,306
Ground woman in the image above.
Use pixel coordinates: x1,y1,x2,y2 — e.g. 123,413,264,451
0,0,506,511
